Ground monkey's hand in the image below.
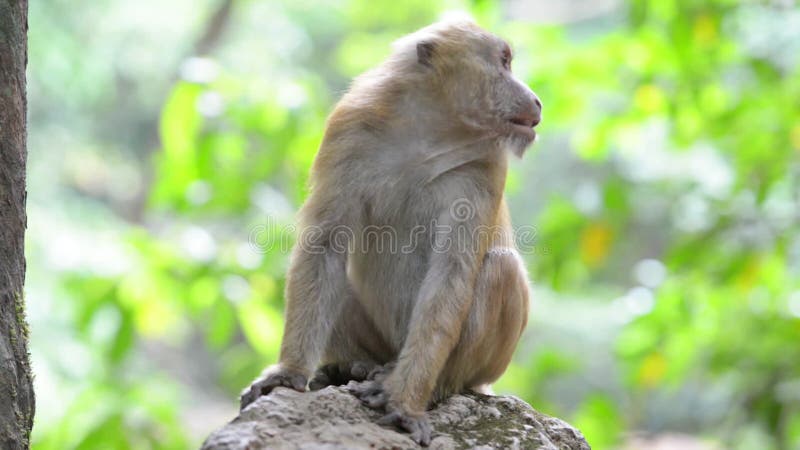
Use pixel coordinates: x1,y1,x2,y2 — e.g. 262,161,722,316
239,363,307,410
349,369,432,446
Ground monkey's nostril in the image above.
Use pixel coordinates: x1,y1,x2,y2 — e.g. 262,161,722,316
534,98,542,110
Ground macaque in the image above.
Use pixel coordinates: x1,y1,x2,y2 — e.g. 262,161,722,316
240,19,541,446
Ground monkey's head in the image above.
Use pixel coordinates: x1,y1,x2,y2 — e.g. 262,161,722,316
394,20,542,157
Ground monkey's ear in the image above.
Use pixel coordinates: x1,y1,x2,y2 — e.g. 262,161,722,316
416,41,435,67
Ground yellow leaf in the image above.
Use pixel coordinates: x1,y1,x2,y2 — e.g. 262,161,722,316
790,123,800,151
736,257,761,292
638,352,667,387
634,84,666,114
135,297,183,339
580,222,613,268
693,14,717,45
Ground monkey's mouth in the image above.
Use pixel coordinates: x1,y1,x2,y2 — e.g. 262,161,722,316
507,116,538,140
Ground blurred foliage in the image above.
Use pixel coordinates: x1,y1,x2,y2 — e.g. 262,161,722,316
25,0,800,449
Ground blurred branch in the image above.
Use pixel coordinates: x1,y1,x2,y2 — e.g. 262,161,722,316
193,0,234,56
127,0,236,221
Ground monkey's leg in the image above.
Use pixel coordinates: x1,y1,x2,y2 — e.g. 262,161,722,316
434,247,529,402
353,212,494,446
354,248,529,410
309,293,392,390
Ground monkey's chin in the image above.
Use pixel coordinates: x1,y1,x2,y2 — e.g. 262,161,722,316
502,131,536,158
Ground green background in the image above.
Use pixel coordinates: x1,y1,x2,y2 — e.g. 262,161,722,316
25,0,800,448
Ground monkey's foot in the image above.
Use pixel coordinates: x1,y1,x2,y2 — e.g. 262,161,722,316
377,404,432,447
348,379,390,409
366,361,396,381
348,361,396,407
309,360,378,390
349,380,432,446
240,364,307,410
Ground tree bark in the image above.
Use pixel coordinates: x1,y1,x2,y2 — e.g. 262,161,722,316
0,0,35,448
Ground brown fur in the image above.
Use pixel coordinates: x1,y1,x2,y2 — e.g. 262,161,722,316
240,20,541,445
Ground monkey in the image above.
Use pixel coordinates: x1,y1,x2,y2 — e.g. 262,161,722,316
239,19,541,446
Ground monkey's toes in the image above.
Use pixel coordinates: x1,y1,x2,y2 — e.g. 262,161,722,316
366,361,396,382
377,407,432,446
348,380,390,409
308,370,331,391
346,360,376,380
240,369,307,410
309,360,378,390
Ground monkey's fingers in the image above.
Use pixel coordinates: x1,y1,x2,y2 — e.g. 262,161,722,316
240,370,307,410
377,408,432,446
308,369,332,391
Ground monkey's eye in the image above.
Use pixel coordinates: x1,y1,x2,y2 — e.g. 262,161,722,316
501,45,512,70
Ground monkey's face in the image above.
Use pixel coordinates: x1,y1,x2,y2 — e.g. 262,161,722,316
419,23,542,157
487,41,542,157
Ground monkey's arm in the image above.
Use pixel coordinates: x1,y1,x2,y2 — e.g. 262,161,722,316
388,211,485,412
240,217,350,409
280,233,348,373
351,209,484,445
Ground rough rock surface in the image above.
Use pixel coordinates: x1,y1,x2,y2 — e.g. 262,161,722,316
201,381,591,449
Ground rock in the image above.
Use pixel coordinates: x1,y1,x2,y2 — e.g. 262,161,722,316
201,381,591,450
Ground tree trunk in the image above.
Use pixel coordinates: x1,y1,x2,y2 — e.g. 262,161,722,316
0,0,35,448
